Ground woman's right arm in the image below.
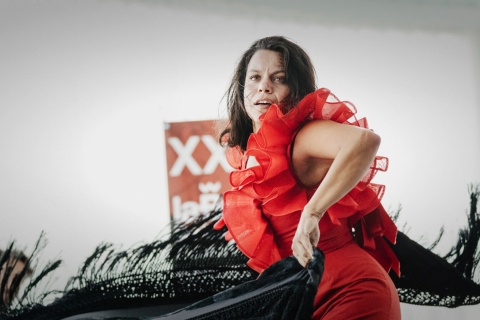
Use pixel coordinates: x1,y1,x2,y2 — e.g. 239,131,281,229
291,119,381,267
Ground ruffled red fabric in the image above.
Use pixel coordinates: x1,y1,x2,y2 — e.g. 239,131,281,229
214,88,399,275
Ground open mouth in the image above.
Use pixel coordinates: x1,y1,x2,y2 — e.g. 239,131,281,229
255,100,273,107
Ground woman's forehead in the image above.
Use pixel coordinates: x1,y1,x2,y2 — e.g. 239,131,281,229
247,50,284,71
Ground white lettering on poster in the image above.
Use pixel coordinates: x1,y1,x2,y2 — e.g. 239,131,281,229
168,135,232,177
172,182,223,221
168,136,203,176
201,135,232,173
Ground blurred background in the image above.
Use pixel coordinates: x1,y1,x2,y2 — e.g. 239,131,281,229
0,0,479,318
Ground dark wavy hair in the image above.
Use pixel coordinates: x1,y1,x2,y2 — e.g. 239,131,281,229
219,36,317,151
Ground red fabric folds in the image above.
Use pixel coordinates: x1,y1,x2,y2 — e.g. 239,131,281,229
215,88,399,275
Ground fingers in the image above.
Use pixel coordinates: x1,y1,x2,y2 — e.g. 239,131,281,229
292,212,321,267
292,247,312,267
292,233,315,267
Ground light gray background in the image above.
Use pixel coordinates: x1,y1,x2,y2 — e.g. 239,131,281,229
1,0,479,318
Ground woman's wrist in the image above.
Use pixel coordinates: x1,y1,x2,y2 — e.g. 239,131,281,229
303,204,325,220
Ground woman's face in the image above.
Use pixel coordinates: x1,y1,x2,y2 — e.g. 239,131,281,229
244,50,290,132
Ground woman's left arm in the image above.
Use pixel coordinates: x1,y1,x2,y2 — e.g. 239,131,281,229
291,120,381,267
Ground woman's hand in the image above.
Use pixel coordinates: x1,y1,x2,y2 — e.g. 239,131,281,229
291,209,323,267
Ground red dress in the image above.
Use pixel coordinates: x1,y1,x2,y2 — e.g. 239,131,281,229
214,88,401,319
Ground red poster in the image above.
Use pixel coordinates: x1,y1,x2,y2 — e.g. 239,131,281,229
164,120,232,221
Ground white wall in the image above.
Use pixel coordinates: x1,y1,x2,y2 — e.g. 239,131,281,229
1,0,479,318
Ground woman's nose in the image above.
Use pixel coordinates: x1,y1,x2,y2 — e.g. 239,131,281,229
258,79,272,93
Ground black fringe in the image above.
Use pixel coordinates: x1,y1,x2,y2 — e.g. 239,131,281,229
147,248,324,320
444,184,480,281
1,209,256,320
0,231,62,315
1,185,480,319
389,184,480,307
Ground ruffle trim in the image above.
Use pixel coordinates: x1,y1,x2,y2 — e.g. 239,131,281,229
215,88,399,275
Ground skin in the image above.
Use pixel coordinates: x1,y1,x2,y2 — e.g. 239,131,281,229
244,49,381,268
244,50,290,133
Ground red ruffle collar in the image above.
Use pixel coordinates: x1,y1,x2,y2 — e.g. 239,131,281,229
215,88,399,275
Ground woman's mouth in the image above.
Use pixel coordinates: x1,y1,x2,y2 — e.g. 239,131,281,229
253,102,272,112
256,102,271,106
254,99,274,108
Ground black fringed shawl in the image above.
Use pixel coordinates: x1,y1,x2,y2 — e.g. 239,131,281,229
146,248,324,320
389,185,480,307
1,187,480,319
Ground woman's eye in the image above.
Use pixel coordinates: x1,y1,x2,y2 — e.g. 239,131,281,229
273,76,285,83
249,75,260,81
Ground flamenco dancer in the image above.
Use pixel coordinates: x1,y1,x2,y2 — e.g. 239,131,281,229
215,35,400,319
1,36,480,320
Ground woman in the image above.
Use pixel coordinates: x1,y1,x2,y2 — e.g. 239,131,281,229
3,37,479,319
215,36,401,319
